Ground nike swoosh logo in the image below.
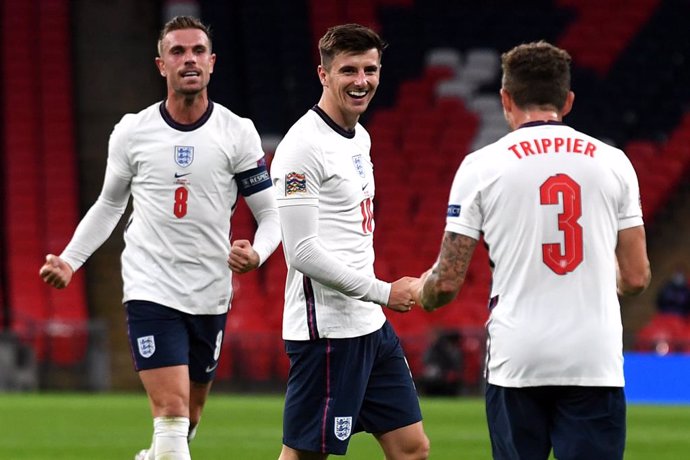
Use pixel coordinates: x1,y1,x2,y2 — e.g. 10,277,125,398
205,362,219,373
175,172,191,178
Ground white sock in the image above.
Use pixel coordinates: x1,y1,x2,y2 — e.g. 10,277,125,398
147,448,155,460
153,416,191,460
147,436,155,460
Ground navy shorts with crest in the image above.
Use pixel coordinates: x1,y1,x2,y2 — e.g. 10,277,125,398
125,300,227,383
282,320,423,455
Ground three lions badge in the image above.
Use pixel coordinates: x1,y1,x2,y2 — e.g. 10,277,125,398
137,335,156,358
334,416,352,441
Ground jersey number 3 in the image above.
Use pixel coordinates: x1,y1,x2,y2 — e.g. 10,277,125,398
539,173,583,275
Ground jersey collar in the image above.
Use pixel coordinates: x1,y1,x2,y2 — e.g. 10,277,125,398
311,105,356,139
518,120,566,129
159,100,214,132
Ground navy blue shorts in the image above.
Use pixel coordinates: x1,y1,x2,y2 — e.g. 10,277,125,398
282,321,423,455
125,300,227,383
486,384,626,460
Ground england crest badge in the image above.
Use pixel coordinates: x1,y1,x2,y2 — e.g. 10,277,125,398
137,335,156,358
334,416,353,441
174,145,194,168
352,154,366,178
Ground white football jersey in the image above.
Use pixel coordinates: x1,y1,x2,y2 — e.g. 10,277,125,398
106,101,269,315
271,107,387,340
446,121,643,387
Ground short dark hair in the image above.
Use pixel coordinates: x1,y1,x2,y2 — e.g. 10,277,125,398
158,16,212,56
318,23,387,70
501,41,571,111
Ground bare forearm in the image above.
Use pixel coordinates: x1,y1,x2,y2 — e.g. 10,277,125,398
420,268,459,311
616,226,651,296
419,232,478,311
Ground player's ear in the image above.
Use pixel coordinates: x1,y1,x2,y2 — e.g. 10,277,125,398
155,57,166,77
209,53,216,74
561,91,575,117
317,65,328,87
500,88,512,113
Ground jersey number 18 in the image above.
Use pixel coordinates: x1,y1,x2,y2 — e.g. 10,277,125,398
360,198,374,233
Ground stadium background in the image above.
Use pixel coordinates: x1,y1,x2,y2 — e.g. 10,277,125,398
1,0,689,395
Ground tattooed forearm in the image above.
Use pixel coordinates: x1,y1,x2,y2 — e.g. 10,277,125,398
420,232,478,311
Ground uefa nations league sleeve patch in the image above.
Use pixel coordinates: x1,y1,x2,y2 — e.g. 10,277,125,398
285,172,307,196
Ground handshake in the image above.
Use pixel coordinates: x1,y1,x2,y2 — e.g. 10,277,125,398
386,268,438,313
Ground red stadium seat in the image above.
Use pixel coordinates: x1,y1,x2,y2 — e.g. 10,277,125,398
636,313,687,354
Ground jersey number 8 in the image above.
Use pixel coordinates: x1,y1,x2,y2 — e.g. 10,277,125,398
174,186,188,218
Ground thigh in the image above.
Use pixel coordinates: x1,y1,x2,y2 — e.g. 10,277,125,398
126,300,190,371
375,421,428,460
139,365,190,417
485,384,552,460
186,312,228,383
357,321,423,435
551,386,626,460
282,335,374,456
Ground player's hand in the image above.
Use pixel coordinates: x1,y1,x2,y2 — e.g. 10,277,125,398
386,276,419,313
414,267,434,311
228,239,260,274
39,254,74,289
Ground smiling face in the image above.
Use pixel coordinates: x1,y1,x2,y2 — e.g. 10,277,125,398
318,48,381,130
155,28,216,97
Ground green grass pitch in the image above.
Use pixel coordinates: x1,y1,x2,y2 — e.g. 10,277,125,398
1,393,689,459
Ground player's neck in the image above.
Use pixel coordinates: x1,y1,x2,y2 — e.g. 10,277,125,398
165,92,209,125
317,98,358,132
510,110,561,130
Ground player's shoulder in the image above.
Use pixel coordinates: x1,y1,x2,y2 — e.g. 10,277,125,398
277,110,323,150
354,121,371,143
210,101,258,132
564,126,630,166
115,101,159,128
462,136,504,166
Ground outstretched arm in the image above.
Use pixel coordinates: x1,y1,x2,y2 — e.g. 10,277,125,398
277,200,392,307
39,169,130,288
415,231,478,311
228,187,281,273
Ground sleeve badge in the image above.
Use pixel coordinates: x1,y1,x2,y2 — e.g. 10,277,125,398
285,172,307,196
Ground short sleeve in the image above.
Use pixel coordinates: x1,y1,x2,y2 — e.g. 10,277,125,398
617,155,644,230
444,155,483,239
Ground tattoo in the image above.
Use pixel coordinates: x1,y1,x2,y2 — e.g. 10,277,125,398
421,232,478,311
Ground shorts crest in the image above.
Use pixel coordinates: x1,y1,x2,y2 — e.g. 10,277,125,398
334,416,352,441
137,335,156,358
